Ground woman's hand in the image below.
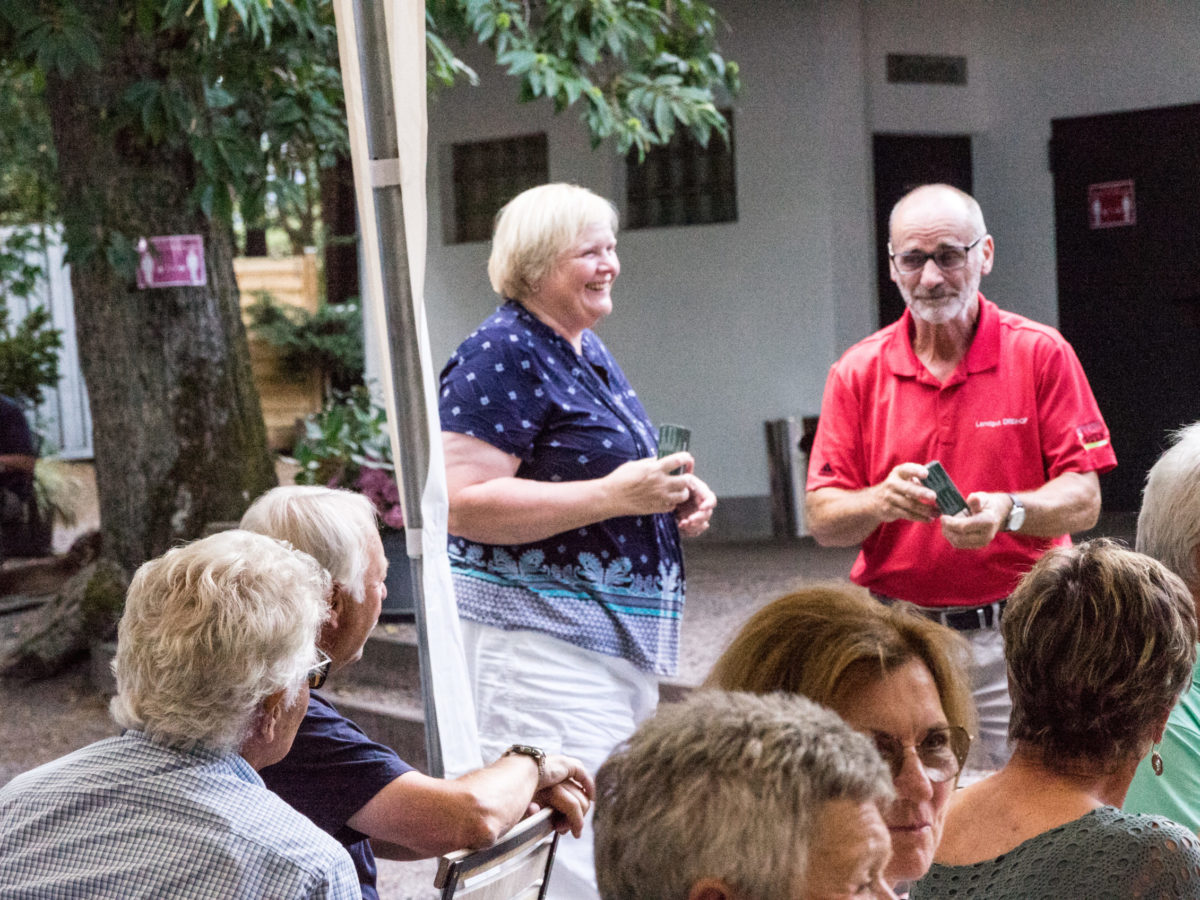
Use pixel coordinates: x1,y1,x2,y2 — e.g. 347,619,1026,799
675,474,716,536
602,454,694,516
444,432,701,544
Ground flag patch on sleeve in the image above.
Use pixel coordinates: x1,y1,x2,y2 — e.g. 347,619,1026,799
1077,420,1110,451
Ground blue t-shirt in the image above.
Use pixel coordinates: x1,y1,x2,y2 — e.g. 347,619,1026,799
439,300,685,676
260,692,413,900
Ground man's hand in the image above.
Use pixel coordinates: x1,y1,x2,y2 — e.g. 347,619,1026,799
532,780,593,837
872,462,939,525
940,491,1011,549
529,754,595,837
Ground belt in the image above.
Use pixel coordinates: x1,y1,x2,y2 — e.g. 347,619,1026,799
872,594,1007,632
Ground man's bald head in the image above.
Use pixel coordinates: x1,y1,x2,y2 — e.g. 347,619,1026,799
889,184,987,244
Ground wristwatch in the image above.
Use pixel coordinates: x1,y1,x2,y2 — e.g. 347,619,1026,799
1004,494,1025,532
502,743,547,779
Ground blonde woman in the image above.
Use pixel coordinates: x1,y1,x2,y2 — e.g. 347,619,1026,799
439,183,715,898
707,583,974,891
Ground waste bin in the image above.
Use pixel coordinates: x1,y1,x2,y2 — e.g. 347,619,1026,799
765,417,809,538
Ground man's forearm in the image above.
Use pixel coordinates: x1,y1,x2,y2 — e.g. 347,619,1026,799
805,486,883,546
347,757,541,858
0,454,35,475
1011,470,1101,537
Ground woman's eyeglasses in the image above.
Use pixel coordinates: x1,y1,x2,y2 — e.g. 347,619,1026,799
871,725,971,784
307,649,333,690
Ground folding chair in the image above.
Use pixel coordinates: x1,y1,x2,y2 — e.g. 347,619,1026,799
434,807,561,900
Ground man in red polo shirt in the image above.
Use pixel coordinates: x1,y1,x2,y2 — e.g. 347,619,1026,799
805,184,1116,769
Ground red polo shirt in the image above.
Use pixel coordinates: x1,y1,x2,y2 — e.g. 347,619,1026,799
807,295,1116,607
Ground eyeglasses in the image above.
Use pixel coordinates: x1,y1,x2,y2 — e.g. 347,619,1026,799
888,235,986,274
307,649,333,690
870,725,971,784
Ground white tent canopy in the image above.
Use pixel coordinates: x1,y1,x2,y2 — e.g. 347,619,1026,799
331,0,481,778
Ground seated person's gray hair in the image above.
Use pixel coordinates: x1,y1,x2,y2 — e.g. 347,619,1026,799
594,690,894,900
241,485,377,604
111,529,330,753
1136,421,1200,590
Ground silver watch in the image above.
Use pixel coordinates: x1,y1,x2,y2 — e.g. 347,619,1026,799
502,743,547,779
1005,494,1025,532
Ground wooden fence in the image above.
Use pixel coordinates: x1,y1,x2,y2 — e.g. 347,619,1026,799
234,250,324,450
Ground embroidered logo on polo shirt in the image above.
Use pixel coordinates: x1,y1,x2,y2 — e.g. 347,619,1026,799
1077,420,1110,451
819,462,834,476
975,417,1028,428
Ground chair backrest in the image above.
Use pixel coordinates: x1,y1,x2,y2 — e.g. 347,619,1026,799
434,807,561,900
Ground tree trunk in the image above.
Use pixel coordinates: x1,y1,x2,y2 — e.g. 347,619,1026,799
43,23,276,574
321,155,360,306
244,228,268,257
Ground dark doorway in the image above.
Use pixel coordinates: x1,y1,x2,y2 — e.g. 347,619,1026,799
1051,104,1200,512
872,135,973,327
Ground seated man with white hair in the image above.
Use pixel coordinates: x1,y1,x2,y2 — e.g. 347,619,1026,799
593,690,898,900
245,485,594,900
1124,421,1200,829
0,530,359,899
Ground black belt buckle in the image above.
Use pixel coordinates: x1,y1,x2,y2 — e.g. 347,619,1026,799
870,593,1007,632
939,599,1006,631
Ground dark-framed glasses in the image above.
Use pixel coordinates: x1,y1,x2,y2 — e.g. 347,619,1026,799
307,649,333,690
871,725,971,784
889,235,986,274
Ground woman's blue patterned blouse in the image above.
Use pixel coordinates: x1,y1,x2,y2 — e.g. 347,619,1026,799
439,301,684,676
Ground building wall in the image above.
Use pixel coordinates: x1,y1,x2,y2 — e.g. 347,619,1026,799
864,1,1200,326
421,0,1200,538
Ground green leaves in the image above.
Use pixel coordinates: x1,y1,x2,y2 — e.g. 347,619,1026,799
0,304,63,409
442,0,739,158
1,1,101,77
289,386,394,491
245,293,365,393
0,63,56,227
427,19,479,88
2,0,740,277
0,226,63,406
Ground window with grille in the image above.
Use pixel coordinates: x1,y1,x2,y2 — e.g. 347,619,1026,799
451,133,549,244
625,111,737,229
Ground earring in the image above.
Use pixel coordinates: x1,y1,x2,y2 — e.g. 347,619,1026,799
1152,742,1164,777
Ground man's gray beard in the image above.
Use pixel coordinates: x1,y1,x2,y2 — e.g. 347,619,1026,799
906,292,968,325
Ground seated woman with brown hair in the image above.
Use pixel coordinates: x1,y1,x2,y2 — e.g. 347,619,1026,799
912,539,1200,899
706,583,975,892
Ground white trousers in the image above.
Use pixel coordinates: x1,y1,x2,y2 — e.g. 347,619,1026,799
963,625,1013,773
459,620,659,900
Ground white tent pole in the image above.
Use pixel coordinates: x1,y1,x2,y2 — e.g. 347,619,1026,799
332,0,482,778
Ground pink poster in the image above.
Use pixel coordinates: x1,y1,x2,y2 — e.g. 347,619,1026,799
136,235,207,288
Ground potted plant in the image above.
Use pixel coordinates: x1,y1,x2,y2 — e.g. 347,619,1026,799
289,387,412,617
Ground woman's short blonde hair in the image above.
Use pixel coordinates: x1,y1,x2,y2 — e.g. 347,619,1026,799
1004,538,1197,770
706,583,976,736
487,183,618,300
